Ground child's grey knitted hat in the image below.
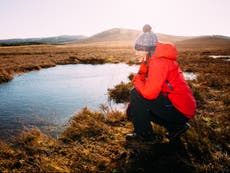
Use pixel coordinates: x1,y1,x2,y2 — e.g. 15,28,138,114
135,24,158,52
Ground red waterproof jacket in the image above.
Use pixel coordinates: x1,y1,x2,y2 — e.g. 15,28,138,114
133,42,196,118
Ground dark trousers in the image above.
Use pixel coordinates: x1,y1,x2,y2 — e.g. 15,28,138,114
129,88,189,138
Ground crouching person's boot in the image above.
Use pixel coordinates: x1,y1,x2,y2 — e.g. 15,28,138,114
126,131,155,144
167,123,190,141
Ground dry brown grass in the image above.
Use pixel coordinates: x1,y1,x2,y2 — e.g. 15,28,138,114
0,43,138,83
0,42,229,172
1,41,229,83
0,108,131,172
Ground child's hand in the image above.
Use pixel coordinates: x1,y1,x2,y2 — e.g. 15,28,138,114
138,58,148,75
137,60,148,81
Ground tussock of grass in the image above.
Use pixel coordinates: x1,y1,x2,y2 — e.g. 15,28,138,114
107,72,135,104
0,70,13,83
61,108,111,142
108,81,133,103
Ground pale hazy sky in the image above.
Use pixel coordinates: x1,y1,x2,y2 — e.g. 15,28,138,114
0,0,230,39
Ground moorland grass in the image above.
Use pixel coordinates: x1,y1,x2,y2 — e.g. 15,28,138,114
0,43,229,172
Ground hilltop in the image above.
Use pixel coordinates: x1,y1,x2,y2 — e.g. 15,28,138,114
80,28,139,43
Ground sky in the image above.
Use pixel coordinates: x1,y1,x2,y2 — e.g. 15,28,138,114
0,0,230,39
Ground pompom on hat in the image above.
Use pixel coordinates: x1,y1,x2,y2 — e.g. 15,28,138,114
135,24,158,52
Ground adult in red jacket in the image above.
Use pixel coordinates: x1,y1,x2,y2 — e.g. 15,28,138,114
126,24,196,142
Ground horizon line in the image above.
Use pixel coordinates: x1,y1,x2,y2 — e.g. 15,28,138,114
0,27,230,40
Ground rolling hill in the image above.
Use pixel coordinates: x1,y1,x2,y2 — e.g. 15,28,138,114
175,35,230,48
80,28,140,43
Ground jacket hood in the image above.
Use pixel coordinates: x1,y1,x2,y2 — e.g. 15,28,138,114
152,42,177,60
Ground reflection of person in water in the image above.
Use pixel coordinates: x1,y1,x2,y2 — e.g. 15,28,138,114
126,24,197,142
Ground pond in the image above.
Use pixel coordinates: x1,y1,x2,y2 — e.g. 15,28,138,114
209,55,230,61
0,64,196,137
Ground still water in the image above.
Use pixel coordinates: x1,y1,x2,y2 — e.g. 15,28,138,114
0,64,196,134
209,55,230,61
